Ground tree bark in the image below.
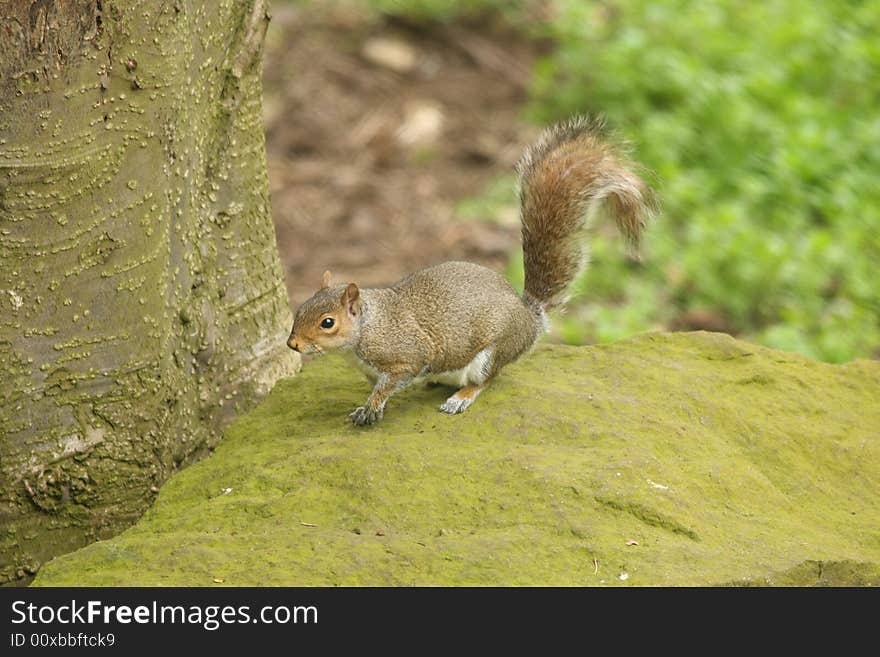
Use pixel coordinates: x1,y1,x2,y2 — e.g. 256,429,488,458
0,0,298,584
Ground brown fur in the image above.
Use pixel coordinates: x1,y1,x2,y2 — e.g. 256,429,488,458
517,115,657,309
288,116,656,425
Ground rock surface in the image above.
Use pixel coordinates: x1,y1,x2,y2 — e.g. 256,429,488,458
34,332,880,586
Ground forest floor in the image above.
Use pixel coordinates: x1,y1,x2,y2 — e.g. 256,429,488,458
262,3,546,304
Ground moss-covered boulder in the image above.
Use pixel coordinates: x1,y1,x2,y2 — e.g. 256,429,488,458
33,332,880,586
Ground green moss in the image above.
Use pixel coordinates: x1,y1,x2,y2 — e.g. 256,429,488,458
729,561,880,587
34,332,880,586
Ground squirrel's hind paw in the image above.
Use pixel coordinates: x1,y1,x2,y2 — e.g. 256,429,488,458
350,405,383,426
439,385,484,415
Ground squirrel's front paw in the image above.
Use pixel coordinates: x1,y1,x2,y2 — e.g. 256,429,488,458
349,405,382,426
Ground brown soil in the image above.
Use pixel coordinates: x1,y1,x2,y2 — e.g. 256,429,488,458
262,4,545,306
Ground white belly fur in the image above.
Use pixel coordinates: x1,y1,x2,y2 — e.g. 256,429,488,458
346,347,493,388
427,348,493,388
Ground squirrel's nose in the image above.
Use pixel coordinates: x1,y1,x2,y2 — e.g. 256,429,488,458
287,336,301,352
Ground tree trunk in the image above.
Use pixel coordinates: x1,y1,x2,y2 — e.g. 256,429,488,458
0,0,298,584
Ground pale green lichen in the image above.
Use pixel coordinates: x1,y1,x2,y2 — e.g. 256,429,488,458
34,332,880,586
0,0,297,585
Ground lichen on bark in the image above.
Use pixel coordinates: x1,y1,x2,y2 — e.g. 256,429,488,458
0,0,298,584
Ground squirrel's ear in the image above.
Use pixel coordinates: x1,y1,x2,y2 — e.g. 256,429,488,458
342,283,360,317
321,270,333,289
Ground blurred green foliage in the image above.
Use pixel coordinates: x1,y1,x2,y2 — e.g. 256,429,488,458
521,0,880,363
362,0,880,362
368,0,531,23
455,175,518,225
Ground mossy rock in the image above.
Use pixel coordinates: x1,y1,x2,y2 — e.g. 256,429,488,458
33,332,880,586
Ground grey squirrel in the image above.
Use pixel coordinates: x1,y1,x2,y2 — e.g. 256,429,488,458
287,116,657,425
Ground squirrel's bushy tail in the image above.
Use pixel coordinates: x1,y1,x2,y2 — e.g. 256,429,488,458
516,116,657,311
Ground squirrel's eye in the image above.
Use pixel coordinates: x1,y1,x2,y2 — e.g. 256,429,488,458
320,317,335,330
